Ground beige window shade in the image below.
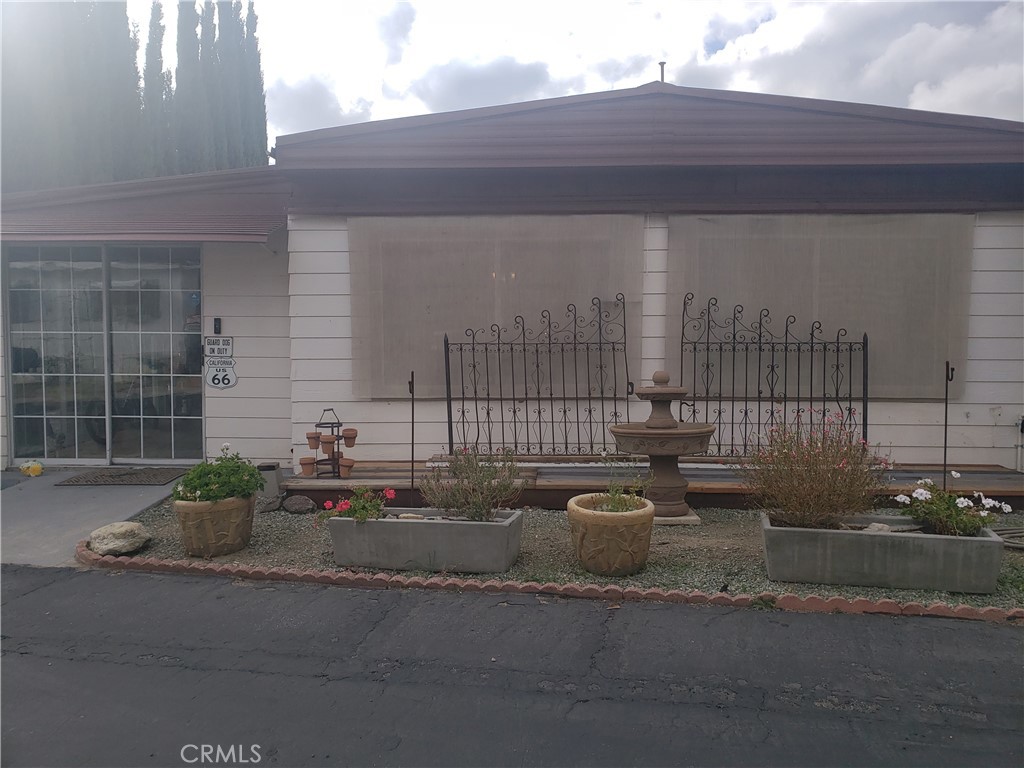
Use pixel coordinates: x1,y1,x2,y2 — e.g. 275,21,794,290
349,215,645,398
665,215,973,400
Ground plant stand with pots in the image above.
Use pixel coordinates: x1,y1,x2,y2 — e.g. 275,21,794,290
567,493,656,576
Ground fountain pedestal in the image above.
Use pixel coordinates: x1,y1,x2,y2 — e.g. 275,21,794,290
609,371,715,524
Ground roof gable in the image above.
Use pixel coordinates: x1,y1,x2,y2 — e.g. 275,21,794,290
273,82,1024,170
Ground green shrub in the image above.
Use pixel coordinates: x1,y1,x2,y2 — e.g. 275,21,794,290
172,443,265,503
588,454,652,512
894,476,1009,536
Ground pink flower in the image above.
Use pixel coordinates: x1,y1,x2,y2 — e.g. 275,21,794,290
339,500,351,511
323,500,334,510
383,488,396,500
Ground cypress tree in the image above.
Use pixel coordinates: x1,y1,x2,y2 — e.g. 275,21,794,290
243,0,269,165
216,1,245,168
143,1,175,176
174,1,207,173
1,0,268,190
200,1,227,169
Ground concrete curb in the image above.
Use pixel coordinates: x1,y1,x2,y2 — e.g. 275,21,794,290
75,541,1024,625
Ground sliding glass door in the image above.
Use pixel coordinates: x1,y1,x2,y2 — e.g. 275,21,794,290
5,244,203,462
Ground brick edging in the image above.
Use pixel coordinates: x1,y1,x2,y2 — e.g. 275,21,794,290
75,541,1024,624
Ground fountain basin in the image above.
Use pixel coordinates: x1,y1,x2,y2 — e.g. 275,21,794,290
609,423,715,456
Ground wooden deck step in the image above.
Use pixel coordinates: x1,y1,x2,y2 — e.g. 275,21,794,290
281,460,1023,509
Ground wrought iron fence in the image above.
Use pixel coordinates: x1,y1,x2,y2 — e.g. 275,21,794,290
678,294,868,456
445,294,633,455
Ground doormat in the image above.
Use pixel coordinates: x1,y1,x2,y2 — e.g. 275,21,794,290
56,467,187,486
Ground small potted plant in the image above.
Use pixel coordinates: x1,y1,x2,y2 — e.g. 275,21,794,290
567,456,655,576
172,443,266,557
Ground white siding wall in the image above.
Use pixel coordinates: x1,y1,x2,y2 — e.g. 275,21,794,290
0,291,7,469
869,212,1024,467
288,215,452,468
287,213,1023,469
202,234,292,464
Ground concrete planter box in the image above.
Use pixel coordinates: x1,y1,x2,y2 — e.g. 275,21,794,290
761,513,1004,594
327,509,524,573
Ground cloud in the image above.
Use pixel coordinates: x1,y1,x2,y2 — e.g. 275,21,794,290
409,57,584,112
671,57,734,91
266,78,372,135
595,55,654,84
702,7,774,57
379,3,416,66
909,63,1024,120
719,1,1023,119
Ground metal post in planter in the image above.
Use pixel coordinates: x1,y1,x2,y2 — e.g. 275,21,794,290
409,371,415,490
943,361,955,491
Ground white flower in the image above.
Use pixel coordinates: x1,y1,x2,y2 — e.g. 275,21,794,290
979,510,989,517
912,488,932,501
894,494,911,505
955,497,973,509
982,497,999,509
1001,503,1012,514
916,478,935,486
950,471,961,479
222,442,231,451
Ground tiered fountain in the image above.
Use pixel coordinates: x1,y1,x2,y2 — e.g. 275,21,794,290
609,371,716,524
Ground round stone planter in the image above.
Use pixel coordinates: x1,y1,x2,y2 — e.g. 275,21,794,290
174,496,255,557
567,493,656,577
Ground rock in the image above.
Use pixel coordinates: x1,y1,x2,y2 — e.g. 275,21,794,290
865,522,891,532
89,522,151,555
283,495,316,514
398,513,425,520
256,493,285,513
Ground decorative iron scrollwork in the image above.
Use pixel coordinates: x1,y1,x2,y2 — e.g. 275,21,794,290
679,293,868,457
445,295,632,455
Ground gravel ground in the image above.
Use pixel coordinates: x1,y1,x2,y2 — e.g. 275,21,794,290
130,499,1024,610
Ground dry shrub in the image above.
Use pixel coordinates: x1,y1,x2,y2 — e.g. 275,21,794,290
742,417,890,529
420,447,522,521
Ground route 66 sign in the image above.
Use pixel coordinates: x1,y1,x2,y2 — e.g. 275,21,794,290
205,366,237,389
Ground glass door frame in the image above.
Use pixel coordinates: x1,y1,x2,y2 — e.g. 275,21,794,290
3,241,205,466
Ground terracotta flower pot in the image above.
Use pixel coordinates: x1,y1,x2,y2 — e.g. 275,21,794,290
320,435,337,455
342,428,358,448
566,493,655,577
339,457,355,478
174,496,255,557
306,432,321,450
299,456,316,476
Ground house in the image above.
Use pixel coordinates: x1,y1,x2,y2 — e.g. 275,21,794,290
2,82,1022,472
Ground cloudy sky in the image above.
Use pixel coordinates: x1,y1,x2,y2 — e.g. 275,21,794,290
128,0,1024,142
